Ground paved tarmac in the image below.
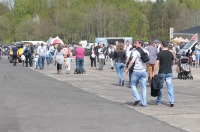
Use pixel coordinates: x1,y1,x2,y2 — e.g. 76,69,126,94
0,56,199,132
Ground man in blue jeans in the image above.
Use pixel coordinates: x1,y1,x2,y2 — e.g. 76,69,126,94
38,43,46,69
75,44,85,73
126,41,148,107
153,41,175,107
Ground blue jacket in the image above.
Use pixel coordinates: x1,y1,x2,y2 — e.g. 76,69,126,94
12,46,18,56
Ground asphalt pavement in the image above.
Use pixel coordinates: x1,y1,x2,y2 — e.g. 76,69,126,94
0,56,198,132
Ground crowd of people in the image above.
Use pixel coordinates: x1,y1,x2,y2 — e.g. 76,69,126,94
3,39,200,108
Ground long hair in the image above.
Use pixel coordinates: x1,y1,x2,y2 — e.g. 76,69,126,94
116,43,124,52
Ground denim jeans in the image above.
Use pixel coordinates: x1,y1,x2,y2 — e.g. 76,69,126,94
130,71,147,106
157,73,174,104
115,63,125,82
39,56,45,69
46,57,50,65
34,60,38,69
76,58,84,73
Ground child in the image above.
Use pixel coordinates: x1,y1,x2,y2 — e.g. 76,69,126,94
66,54,72,74
192,52,196,67
46,48,51,66
21,54,25,66
34,53,39,69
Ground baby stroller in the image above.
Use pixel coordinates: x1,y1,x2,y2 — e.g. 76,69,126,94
74,58,86,74
177,56,193,80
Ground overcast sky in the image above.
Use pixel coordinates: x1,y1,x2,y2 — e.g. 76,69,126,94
0,0,14,9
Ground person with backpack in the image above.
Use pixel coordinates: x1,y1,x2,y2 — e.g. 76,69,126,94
113,43,126,86
126,40,149,107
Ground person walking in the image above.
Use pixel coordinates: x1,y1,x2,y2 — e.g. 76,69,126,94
125,44,136,87
126,40,148,107
21,54,25,66
29,43,34,67
12,44,18,66
195,41,200,68
45,47,51,66
65,45,72,74
75,44,85,73
54,44,64,74
146,41,158,83
108,44,115,70
0,46,2,60
34,53,39,69
153,41,175,107
113,43,126,86
38,43,46,69
89,45,97,69
98,44,105,71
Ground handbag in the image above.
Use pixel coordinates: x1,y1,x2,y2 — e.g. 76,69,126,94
91,54,96,58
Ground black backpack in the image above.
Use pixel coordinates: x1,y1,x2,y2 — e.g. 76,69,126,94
136,47,149,63
151,75,161,97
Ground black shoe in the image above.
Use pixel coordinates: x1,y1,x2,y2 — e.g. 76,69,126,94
133,100,141,106
170,103,174,107
122,80,124,86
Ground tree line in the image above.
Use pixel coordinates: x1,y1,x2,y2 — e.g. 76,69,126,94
0,0,200,45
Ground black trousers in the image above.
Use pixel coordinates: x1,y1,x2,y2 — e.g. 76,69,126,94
25,55,33,67
57,64,62,70
25,55,29,67
90,57,96,67
12,55,17,65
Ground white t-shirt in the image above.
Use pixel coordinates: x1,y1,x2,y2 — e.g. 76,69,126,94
21,55,25,60
38,46,46,56
34,55,39,61
98,48,105,59
132,49,148,71
192,54,196,61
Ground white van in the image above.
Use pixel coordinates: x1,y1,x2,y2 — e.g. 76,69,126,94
177,40,198,58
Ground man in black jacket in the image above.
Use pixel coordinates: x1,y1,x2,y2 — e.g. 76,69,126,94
12,44,18,66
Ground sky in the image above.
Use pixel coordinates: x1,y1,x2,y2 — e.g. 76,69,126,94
0,0,14,9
